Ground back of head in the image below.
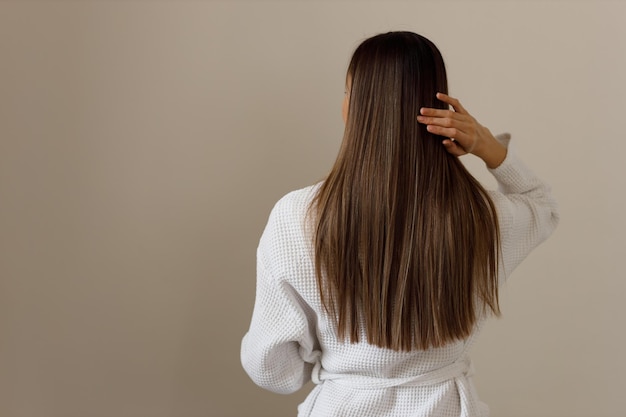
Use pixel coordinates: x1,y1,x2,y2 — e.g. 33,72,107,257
312,31,500,351
345,32,448,170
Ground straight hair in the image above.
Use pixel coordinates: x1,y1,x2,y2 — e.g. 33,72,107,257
309,32,501,351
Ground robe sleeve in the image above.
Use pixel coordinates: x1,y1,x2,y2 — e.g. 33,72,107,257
241,197,316,394
487,133,560,282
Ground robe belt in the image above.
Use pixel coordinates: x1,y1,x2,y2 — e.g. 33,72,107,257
311,355,473,390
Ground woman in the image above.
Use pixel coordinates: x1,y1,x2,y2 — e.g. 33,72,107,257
241,31,559,417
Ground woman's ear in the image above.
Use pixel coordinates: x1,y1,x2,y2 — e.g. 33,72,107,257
342,76,352,124
342,91,349,124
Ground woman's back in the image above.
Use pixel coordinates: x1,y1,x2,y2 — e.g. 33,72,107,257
248,183,482,415
311,32,500,352
245,136,558,413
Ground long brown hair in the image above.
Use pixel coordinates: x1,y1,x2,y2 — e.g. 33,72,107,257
310,32,501,351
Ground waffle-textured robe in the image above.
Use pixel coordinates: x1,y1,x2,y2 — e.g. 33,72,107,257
241,134,559,416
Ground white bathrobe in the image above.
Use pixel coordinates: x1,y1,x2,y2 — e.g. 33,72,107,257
241,135,559,417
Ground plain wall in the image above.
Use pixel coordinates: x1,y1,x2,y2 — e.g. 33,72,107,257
1,1,624,416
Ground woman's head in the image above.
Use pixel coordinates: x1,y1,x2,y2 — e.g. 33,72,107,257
343,31,448,126
338,32,453,192
312,31,500,351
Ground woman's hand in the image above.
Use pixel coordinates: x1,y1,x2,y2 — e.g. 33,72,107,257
416,93,507,169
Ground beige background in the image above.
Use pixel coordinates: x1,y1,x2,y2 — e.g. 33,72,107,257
1,1,624,416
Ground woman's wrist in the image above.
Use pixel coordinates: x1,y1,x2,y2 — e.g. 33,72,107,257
473,132,507,169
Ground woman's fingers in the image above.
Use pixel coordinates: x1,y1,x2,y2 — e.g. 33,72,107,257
417,93,481,155
425,124,471,144
435,92,468,115
442,139,468,156
417,115,473,139
419,93,469,119
416,112,471,137
417,113,469,128
419,107,462,119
